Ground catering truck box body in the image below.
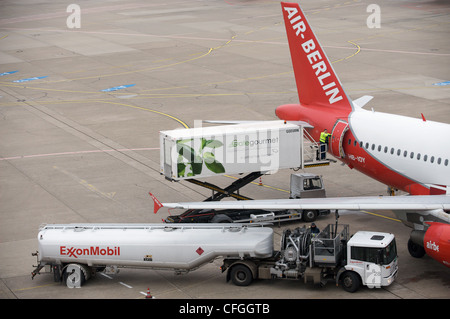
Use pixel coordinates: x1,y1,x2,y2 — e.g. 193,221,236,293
159,121,302,180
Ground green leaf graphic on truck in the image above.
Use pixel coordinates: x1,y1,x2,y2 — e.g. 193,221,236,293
176,138,225,177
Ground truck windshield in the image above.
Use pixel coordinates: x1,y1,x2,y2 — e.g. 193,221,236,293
351,239,397,265
381,238,397,265
303,178,322,190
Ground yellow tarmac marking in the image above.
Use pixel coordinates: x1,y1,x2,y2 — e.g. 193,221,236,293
361,210,401,222
15,283,59,291
53,166,116,200
332,41,361,63
99,100,189,129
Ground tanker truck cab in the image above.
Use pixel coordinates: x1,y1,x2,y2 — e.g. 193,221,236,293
340,231,398,292
222,222,398,293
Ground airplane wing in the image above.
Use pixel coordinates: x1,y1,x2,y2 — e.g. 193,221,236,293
151,193,450,228
153,194,450,213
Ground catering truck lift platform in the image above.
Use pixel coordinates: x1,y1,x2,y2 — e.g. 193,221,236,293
158,121,331,224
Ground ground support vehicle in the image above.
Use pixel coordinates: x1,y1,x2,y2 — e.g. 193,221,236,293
164,173,330,224
159,121,329,181
31,223,273,288
31,220,397,292
159,121,330,224
221,221,398,292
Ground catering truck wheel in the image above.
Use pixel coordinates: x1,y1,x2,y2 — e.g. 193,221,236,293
302,210,317,222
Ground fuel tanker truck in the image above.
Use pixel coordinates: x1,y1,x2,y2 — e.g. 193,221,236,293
31,221,398,292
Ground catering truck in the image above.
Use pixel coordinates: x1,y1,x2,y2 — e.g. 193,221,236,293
31,220,397,292
159,120,330,181
163,173,330,223
160,121,303,181
158,121,330,224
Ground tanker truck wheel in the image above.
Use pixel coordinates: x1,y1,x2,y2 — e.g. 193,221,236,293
340,271,361,293
230,265,253,286
63,263,90,288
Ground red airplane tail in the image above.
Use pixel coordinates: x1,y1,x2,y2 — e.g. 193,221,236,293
281,2,353,110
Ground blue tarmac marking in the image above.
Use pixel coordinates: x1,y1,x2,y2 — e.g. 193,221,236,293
13,76,48,83
101,84,135,92
0,71,18,76
433,81,450,86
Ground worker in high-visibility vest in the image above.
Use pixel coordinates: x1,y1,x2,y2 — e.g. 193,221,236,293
319,129,331,159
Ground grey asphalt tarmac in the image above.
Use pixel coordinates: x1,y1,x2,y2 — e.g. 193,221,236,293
0,0,449,300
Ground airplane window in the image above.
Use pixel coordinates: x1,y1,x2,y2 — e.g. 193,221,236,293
360,141,363,148
438,158,442,165
372,144,375,150
354,140,358,147
445,159,449,166
431,156,435,163
348,139,351,145
378,145,381,152
384,146,388,153
417,153,421,160
424,155,428,162
403,151,408,157
390,148,394,154
410,152,414,159
366,142,369,149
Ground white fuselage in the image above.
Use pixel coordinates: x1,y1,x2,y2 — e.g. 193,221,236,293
348,108,450,193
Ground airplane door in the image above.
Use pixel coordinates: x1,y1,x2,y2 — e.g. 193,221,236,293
330,120,349,158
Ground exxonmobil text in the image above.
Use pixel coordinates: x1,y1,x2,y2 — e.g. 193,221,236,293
60,246,121,258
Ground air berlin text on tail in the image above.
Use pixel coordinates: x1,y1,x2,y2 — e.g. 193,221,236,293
282,2,343,105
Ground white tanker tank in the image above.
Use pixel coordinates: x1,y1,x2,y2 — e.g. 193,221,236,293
31,223,273,288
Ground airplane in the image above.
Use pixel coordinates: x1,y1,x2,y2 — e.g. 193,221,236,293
151,2,450,268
